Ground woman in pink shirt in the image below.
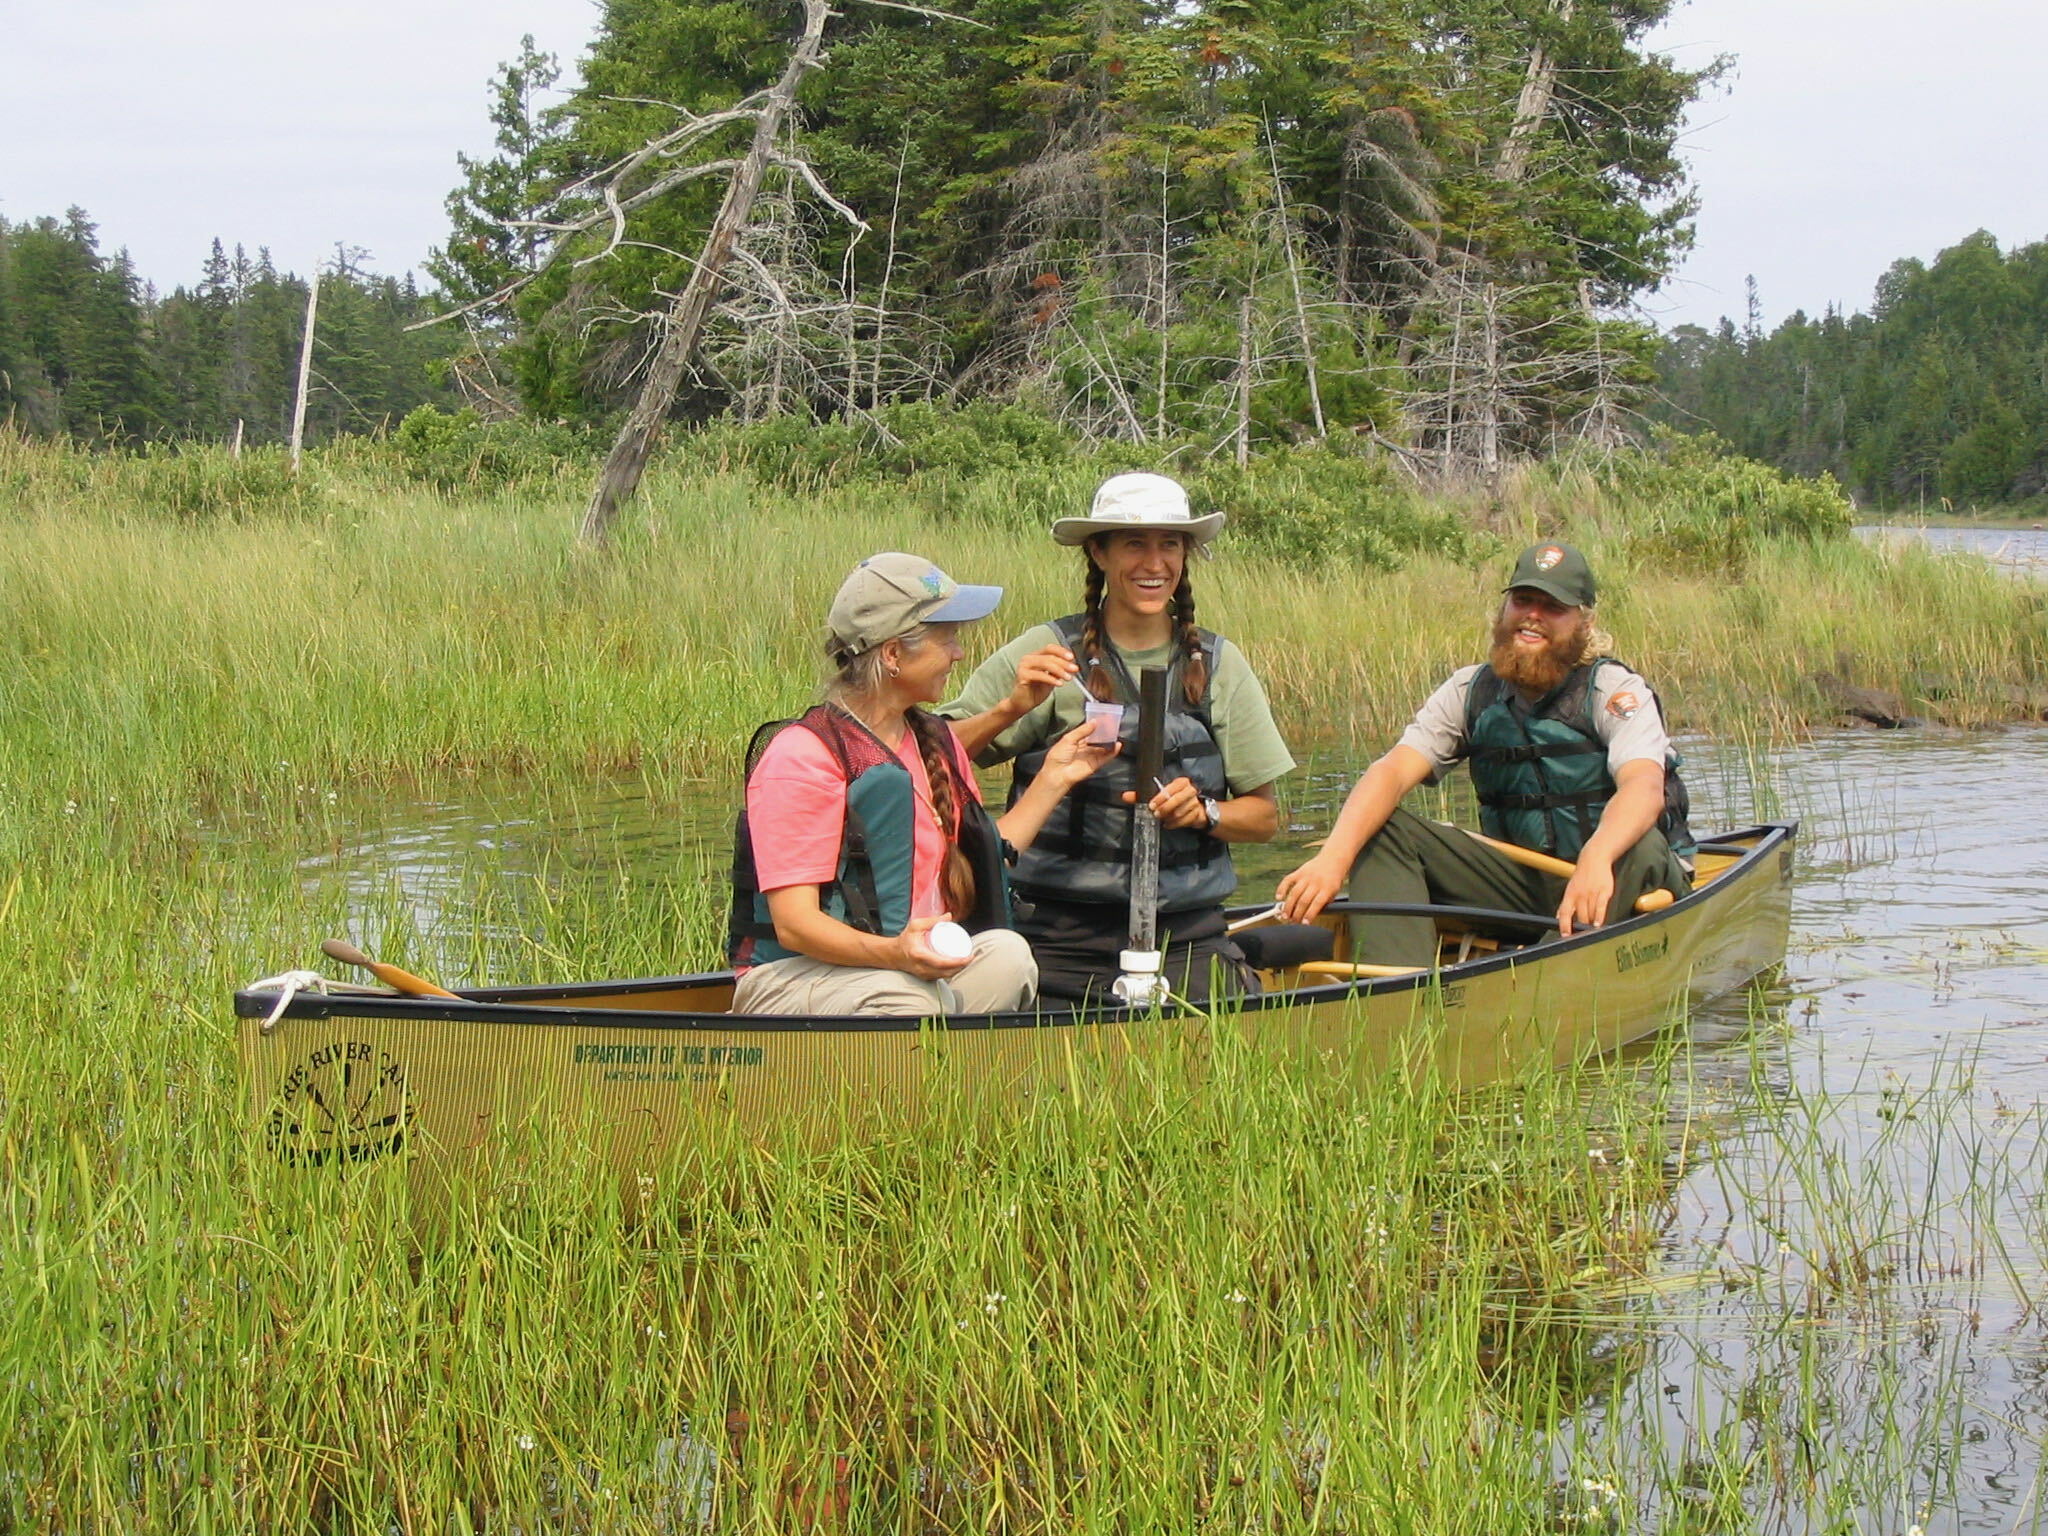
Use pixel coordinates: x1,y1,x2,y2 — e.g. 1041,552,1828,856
728,553,1116,1017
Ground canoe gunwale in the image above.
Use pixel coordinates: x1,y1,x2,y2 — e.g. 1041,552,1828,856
233,823,1794,1035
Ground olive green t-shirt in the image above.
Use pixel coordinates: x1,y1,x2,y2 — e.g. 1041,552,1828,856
938,623,1297,795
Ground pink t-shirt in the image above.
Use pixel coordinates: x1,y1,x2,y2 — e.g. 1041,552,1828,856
746,720,984,923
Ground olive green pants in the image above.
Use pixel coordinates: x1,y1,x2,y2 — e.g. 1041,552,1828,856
1343,808,1691,967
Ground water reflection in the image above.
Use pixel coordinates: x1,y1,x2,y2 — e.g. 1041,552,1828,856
1860,522,2048,578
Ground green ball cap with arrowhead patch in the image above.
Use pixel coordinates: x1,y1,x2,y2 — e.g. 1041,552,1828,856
1504,542,1596,609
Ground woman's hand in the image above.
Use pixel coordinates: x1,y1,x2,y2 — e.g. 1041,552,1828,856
1275,851,1349,922
1121,773,1208,831
1004,644,1080,718
1039,719,1120,788
893,915,973,981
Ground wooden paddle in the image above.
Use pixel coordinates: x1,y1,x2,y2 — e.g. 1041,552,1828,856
320,938,459,998
1449,827,1675,913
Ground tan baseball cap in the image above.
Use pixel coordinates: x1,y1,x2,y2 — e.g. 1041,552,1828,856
825,552,1003,658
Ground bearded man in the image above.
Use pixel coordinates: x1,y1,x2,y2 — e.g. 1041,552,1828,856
1274,543,1694,966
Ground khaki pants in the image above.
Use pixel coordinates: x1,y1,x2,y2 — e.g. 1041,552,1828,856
732,928,1038,1017
1344,807,1691,967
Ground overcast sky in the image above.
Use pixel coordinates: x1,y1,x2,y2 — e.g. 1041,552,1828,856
4,0,2045,333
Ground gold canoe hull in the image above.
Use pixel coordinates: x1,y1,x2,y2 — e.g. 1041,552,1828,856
237,824,1794,1171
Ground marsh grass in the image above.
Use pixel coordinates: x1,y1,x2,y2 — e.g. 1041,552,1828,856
2,434,2040,825
5,437,2047,1530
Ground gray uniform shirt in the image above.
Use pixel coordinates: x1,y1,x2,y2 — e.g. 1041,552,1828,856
1397,661,1672,783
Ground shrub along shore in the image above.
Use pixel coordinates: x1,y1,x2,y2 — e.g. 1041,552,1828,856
2,428,2044,1530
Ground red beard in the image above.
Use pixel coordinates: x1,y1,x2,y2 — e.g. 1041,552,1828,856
1489,610,1589,696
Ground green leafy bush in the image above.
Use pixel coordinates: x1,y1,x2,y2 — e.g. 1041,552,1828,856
393,406,591,490
1185,448,1481,571
0,432,317,521
1601,430,1853,572
685,405,1478,572
689,401,1084,493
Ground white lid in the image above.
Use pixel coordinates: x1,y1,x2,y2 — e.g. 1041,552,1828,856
1117,949,1162,973
927,921,973,960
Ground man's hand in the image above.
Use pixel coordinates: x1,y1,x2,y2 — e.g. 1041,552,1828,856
1555,858,1616,937
1275,852,1348,922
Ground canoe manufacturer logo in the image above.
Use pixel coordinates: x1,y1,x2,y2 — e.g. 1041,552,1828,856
1614,931,1670,974
266,1039,412,1165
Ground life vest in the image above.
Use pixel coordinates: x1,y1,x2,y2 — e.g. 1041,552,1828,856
726,706,1013,968
1463,659,1696,861
1006,615,1235,913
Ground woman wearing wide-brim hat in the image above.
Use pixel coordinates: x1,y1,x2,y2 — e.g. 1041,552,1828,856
940,474,1296,1004
729,552,1117,1017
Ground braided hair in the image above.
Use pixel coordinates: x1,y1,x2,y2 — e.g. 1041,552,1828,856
1078,540,1206,706
905,708,978,921
1169,567,1208,705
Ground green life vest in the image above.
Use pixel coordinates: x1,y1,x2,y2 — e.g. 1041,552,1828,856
1462,659,1696,861
727,706,1013,967
1006,616,1235,913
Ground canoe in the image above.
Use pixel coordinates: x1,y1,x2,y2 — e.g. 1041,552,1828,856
236,822,1794,1169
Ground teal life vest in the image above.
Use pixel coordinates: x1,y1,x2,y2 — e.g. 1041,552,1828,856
1462,659,1696,861
727,706,1013,967
1006,615,1235,913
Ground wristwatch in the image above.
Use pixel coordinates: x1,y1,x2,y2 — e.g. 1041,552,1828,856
1201,796,1222,832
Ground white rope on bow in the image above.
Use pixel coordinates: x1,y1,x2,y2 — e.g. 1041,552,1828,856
245,968,331,1034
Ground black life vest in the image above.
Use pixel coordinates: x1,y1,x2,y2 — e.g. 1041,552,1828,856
1463,659,1696,860
1006,616,1235,913
727,706,1013,967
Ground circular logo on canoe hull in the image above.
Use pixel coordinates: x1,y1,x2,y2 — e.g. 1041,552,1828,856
266,1040,413,1165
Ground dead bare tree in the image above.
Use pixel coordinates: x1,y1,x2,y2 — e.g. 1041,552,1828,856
576,0,847,545
414,0,890,545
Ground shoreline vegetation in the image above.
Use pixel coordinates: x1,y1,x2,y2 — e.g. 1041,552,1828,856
4,428,2045,1529
4,423,2042,818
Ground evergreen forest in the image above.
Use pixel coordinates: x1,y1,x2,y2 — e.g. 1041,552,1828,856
0,212,455,446
1654,231,2048,513
9,0,2044,515
434,0,1707,476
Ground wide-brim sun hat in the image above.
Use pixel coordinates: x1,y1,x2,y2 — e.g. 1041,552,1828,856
826,551,1003,658
1049,471,1226,550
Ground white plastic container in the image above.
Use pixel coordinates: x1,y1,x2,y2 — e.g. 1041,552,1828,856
1082,699,1124,745
927,921,974,961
